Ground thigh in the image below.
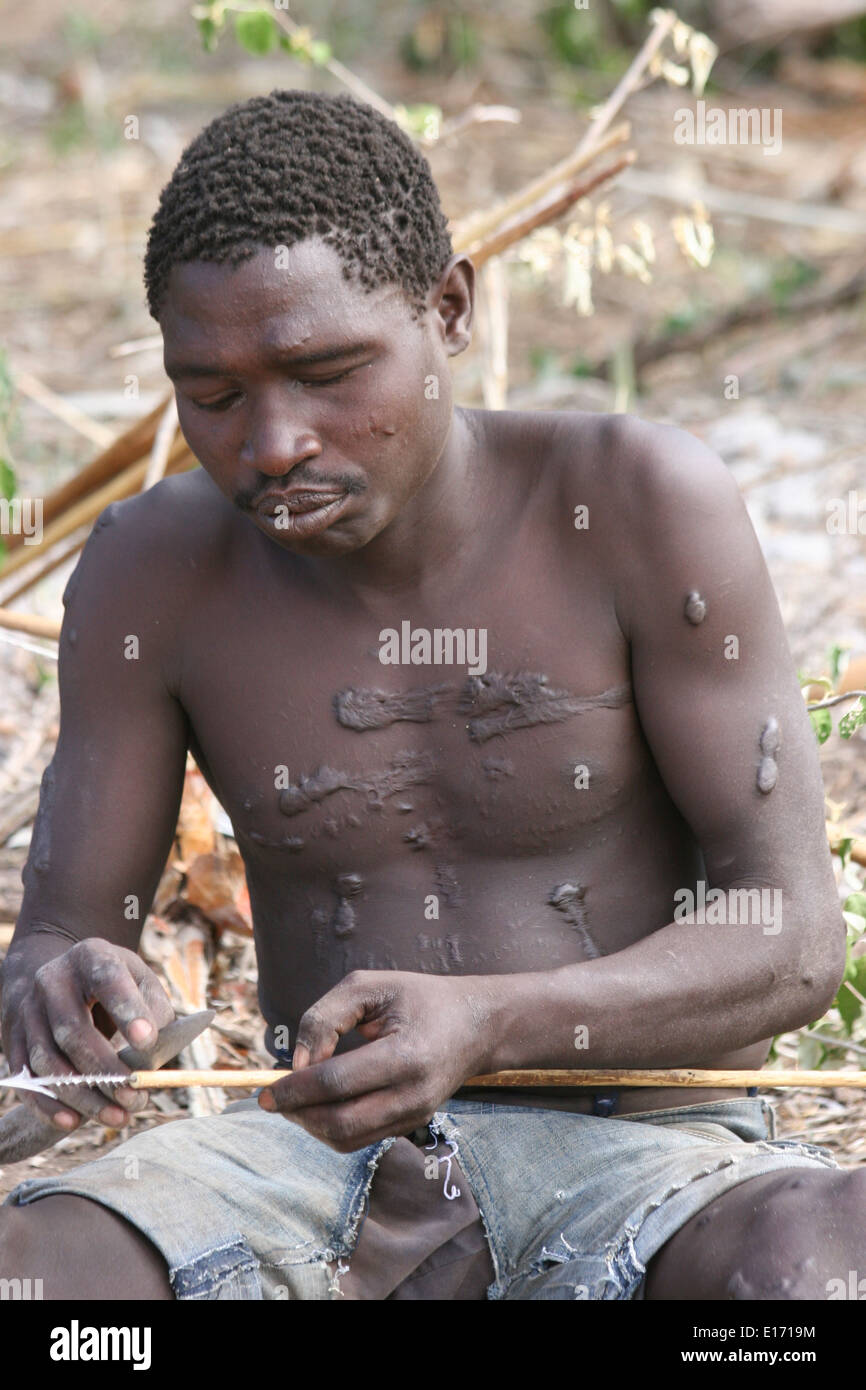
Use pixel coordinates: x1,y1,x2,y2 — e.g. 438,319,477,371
1,1193,174,1300
645,1166,865,1300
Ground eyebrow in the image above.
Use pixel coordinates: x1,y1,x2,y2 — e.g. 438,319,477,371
165,339,379,380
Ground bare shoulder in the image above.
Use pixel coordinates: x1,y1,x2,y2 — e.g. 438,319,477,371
60,468,233,683
549,408,740,521
65,468,232,598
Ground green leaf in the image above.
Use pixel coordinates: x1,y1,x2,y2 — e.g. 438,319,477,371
843,891,866,924
829,643,850,684
836,957,866,1032
837,837,853,871
809,707,833,743
310,40,332,65
0,457,16,502
839,697,866,740
197,17,221,52
234,10,278,56
799,671,832,691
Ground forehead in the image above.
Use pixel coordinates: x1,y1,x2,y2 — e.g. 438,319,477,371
159,236,411,350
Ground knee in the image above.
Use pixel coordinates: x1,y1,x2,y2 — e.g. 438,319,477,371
0,1205,30,1270
728,1170,862,1300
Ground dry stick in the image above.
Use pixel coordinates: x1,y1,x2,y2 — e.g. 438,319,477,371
142,396,179,491
266,5,396,122
14,372,115,450
0,607,62,640
124,1067,866,1091
450,8,673,251
0,440,196,580
453,122,632,251
0,535,88,606
455,7,671,252
1,397,171,557
807,691,866,711
572,7,675,161
467,155,636,267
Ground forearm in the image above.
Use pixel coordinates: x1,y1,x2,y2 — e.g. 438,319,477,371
484,890,845,1072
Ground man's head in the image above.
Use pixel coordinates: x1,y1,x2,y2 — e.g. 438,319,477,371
146,89,475,558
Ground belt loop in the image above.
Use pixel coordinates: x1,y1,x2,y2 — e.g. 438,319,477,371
591,1092,619,1117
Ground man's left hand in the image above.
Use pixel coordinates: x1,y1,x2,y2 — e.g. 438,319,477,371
258,970,499,1151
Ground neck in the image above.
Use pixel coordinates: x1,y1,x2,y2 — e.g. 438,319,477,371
318,406,483,599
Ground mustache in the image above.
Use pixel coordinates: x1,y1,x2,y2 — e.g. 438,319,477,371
235,470,367,511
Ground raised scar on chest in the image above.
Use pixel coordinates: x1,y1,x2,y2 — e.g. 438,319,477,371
334,672,633,743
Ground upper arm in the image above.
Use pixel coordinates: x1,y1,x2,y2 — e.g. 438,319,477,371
610,418,843,974
16,494,190,947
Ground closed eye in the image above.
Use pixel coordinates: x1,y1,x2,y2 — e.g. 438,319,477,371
302,367,358,387
191,366,359,410
192,392,242,413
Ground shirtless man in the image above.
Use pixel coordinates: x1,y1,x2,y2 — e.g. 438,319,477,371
0,89,858,1301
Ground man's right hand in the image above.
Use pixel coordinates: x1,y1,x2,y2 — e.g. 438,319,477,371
1,936,175,1131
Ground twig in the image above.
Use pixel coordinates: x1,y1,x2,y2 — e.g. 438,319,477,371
592,266,866,380
109,335,162,359
477,256,509,410
435,104,521,144
618,167,866,238
0,535,88,606
807,691,866,711
267,6,396,122
802,1031,866,1060
14,372,115,449
143,396,179,491
0,631,57,661
467,154,636,267
454,122,632,252
0,440,196,580
0,607,61,640
0,397,172,556
572,6,676,160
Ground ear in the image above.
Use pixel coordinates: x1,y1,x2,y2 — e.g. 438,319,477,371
427,253,474,357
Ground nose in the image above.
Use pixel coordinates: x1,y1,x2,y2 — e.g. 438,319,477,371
239,400,322,479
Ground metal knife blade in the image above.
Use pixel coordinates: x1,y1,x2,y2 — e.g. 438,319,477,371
2,1069,130,1098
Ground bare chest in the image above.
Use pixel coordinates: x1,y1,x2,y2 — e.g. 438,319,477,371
180,552,647,883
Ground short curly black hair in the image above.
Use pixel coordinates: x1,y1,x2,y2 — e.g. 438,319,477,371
144,88,454,322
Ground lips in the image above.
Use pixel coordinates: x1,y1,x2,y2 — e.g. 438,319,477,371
256,490,346,517
254,488,352,539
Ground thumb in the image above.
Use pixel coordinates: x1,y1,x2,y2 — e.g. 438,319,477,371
292,972,391,1070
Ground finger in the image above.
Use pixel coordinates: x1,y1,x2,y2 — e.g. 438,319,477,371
293,972,393,1070
41,988,149,1116
265,1036,413,1113
7,1011,81,1130
283,1087,437,1154
69,945,168,1048
16,1004,131,1127
39,974,140,1079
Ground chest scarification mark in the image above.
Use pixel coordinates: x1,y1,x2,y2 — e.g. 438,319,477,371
334,672,633,744
277,750,437,818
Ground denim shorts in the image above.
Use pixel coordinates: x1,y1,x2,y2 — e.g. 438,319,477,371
4,1095,836,1300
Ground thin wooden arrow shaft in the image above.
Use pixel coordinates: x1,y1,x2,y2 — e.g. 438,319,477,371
124,1068,866,1091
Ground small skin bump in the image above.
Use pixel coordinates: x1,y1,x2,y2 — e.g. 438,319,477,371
759,716,781,758
757,755,778,794
757,717,781,793
684,591,707,625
